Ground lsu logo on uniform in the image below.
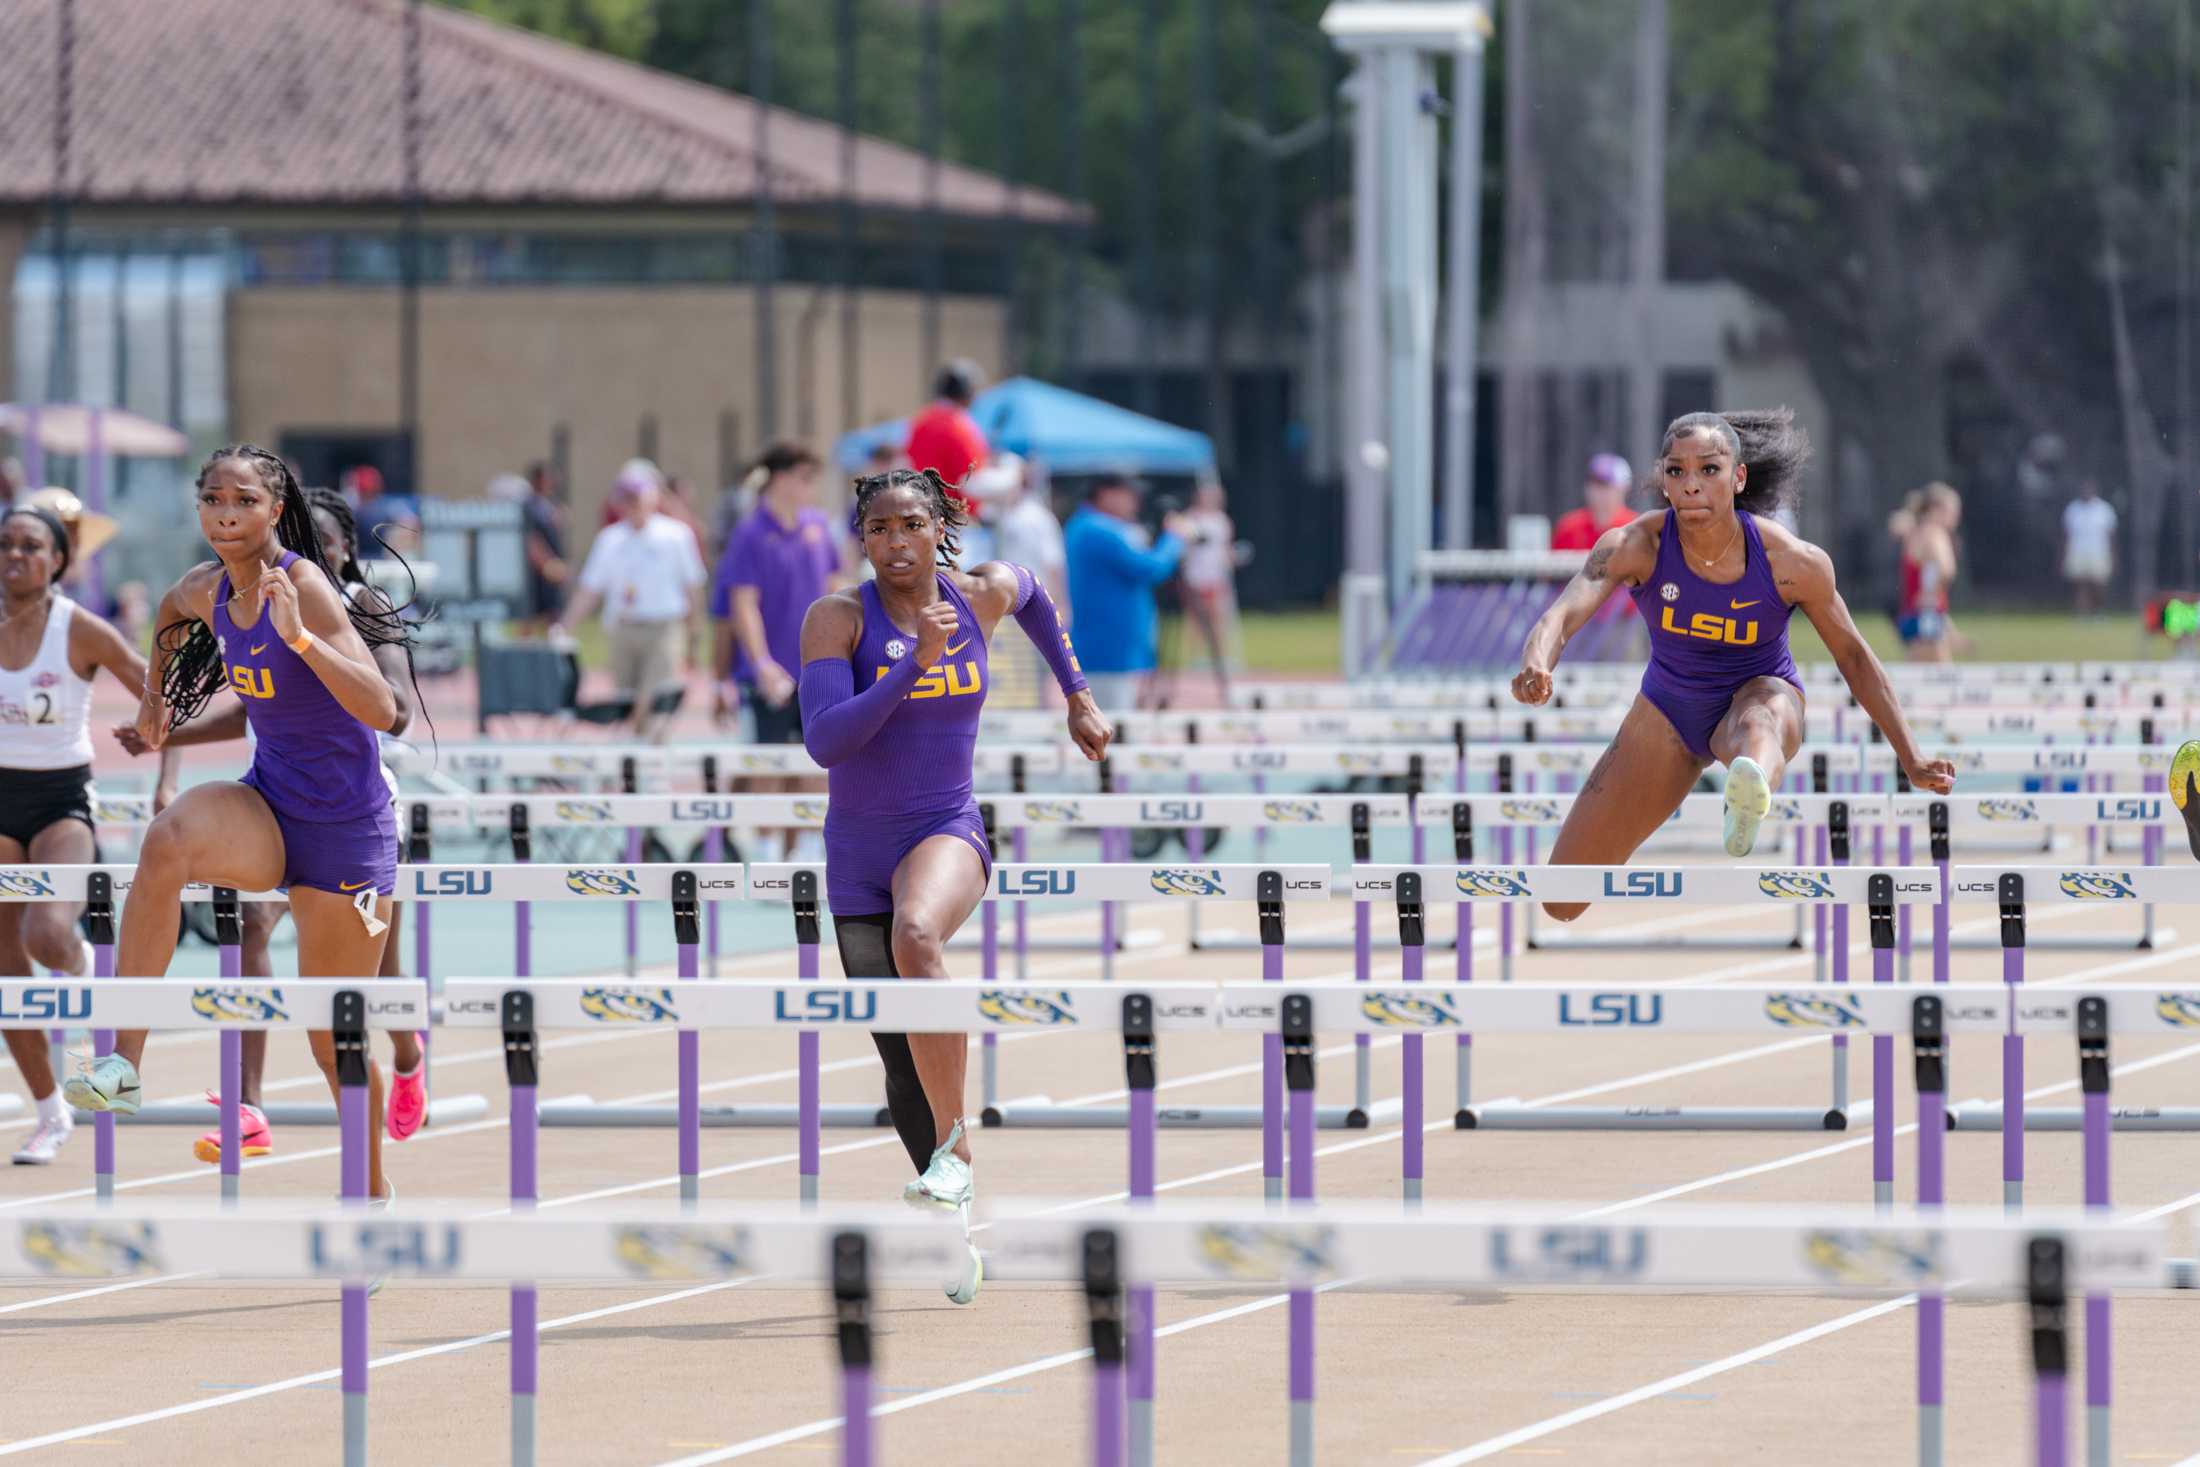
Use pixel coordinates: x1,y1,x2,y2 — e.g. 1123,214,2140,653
1023,800,1083,823
227,664,276,700
614,1225,752,1280
885,659,983,701
1803,1230,1940,1288
1759,870,1837,900
579,987,678,1023
1151,868,1227,897
1360,993,1461,1028
566,868,642,897
190,986,289,1023
1261,800,1323,823
1764,993,1867,1029
2155,993,2200,1028
977,990,1078,1027
1656,607,1761,646
1498,800,1562,822
553,800,615,823
0,870,56,898
1456,869,1534,899
1195,1224,1337,1281
2059,871,2138,901
1977,799,2040,823
19,1221,164,1278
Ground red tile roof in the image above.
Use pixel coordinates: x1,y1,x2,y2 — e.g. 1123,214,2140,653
0,0,1079,221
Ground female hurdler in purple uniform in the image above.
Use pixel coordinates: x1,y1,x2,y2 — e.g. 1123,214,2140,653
801,468,1108,1304
66,446,414,1206
1514,410,1956,920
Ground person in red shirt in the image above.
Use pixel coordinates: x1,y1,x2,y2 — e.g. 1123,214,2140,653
904,360,989,515
1550,452,1636,550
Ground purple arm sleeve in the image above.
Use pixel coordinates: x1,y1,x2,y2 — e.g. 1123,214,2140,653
799,655,922,767
1009,562,1089,698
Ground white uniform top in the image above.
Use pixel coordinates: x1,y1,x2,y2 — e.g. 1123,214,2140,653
0,595,95,771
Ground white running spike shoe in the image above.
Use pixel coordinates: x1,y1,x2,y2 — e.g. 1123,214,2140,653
904,1118,974,1212
61,1052,141,1116
11,1110,73,1165
1723,756,1772,858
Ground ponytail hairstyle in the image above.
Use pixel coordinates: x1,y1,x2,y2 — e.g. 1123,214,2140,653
1659,407,1813,517
850,467,966,567
305,486,367,589
160,446,421,728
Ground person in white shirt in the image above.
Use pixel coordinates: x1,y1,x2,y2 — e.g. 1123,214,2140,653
1177,476,1240,700
980,455,1067,608
556,460,707,737
2062,480,2118,615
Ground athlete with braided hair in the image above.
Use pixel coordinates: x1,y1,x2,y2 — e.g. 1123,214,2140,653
119,485,428,1163
1514,409,1956,919
67,447,416,1207
802,467,1108,1304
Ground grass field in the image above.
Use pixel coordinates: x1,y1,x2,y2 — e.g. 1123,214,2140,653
1179,607,2185,679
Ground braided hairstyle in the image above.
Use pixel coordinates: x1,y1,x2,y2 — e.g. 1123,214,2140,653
850,467,966,568
159,446,418,727
1659,408,1814,516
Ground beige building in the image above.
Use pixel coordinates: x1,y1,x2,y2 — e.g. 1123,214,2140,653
2,0,1077,541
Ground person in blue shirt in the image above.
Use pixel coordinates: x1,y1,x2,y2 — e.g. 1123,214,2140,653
1063,473,1190,712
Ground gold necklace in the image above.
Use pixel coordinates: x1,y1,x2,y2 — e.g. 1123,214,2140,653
1689,516,1743,573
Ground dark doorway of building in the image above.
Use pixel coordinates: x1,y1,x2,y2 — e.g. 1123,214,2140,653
278,430,417,495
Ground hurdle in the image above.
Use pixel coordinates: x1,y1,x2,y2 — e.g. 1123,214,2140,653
0,864,489,1149
0,977,418,1212
0,1199,2158,1467
1345,862,1942,1134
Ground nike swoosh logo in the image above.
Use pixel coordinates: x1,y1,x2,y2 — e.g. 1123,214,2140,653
249,644,267,655
1728,600,1760,611
339,879,372,891
944,639,971,656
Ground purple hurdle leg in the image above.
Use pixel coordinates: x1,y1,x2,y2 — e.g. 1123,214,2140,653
218,897,243,1203
1933,858,1950,986
833,1233,875,1467
2079,996,2111,1467
2003,882,2027,1211
1100,828,1120,984
1400,904,1425,1207
981,880,1000,1115
511,1072,539,1466
1126,998,1156,1467
92,934,114,1204
2038,1368,2069,1467
1283,993,1315,1467
799,930,821,1206
1872,946,1894,1209
704,826,724,976
622,824,642,976
1897,826,1913,983
1352,897,1371,1115
1497,827,1513,974
1012,828,1029,983
1828,824,1849,1118
678,930,701,1207
337,998,371,1467
1262,931,1283,1203
1915,993,1947,1467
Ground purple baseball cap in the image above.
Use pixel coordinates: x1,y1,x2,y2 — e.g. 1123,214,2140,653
1587,453,1632,487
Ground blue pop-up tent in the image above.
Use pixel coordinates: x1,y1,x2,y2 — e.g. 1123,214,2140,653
834,377,1215,477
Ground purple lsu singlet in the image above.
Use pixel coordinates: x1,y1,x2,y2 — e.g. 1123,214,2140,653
823,573,993,913
213,552,389,823
1627,509,1802,759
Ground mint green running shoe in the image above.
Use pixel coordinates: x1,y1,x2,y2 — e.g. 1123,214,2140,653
1723,756,1773,858
2171,740,2200,862
61,1052,142,1116
903,1118,973,1212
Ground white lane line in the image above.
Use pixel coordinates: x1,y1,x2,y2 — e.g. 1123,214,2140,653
1408,1297,1919,1466
0,1272,208,1316
0,1275,757,1457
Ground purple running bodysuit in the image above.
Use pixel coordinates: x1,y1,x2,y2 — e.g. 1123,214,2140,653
815,573,993,914
1626,509,1802,760
214,552,398,895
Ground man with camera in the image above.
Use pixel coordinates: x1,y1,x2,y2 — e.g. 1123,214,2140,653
1063,471,1189,713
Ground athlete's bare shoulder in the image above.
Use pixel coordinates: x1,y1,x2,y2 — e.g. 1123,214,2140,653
952,561,1020,622
168,560,226,619
799,586,866,662
1584,513,1661,588
1754,516,1835,605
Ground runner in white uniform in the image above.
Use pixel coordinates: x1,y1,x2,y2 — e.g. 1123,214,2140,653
121,488,425,1162
1,505,153,1163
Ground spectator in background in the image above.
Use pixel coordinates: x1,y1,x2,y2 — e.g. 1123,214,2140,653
555,460,706,739
2062,478,2118,615
1896,482,1965,663
345,464,420,559
0,458,23,510
1550,453,1635,550
905,359,989,515
985,454,1067,613
520,460,568,632
712,442,838,856
1177,476,1240,701
1064,471,1189,713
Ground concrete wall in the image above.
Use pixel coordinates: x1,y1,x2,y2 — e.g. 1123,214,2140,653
226,284,1006,530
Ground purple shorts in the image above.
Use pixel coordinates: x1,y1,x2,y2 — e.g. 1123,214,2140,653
824,800,993,915
1641,673,1805,762
262,799,399,898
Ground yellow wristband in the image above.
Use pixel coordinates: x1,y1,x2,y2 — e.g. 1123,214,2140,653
287,630,314,656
